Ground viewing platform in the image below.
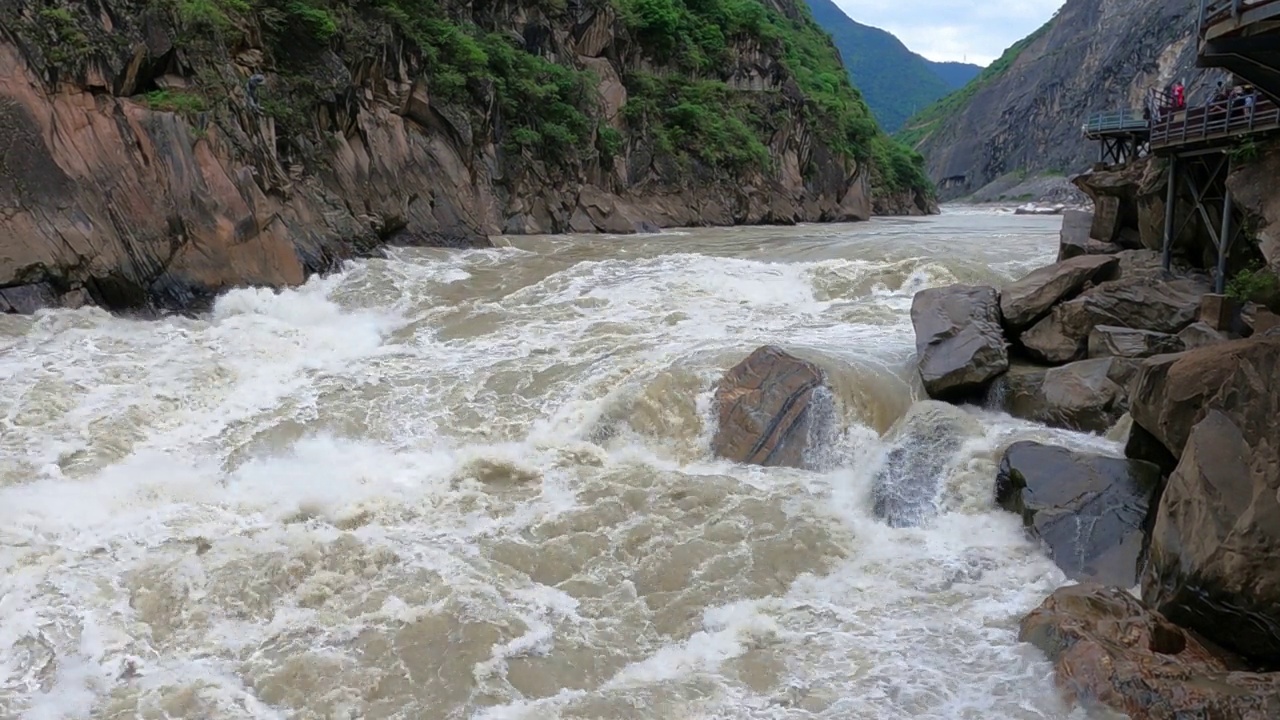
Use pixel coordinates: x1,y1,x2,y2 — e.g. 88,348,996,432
1082,110,1150,139
1082,110,1150,164
1198,0,1280,101
1149,96,1280,153
1069,0,1280,298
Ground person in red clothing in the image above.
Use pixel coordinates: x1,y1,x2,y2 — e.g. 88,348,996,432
1172,82,1185,110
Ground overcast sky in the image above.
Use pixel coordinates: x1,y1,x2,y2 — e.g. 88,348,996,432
832,0,1067,66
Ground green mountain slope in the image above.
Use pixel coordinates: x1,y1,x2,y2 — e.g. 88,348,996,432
927,61,982,89
894,19,1055,151
805,0,982,131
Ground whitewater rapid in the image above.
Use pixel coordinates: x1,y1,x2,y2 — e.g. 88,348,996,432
2,210,1121,719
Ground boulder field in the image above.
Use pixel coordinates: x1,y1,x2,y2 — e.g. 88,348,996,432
905,205,1280,717
698,199,1280,718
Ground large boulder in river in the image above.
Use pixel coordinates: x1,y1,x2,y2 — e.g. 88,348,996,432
1019,584,1280,719
711,345,833,469
1130,335,1280,666
997,442,1160,586
910,285,1008,400
989,358,1139,434
1087,325,1184,359
1000,255,1119,331
1020,276,1207,363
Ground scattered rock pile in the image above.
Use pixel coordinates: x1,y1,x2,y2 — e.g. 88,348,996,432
905,205,1280,717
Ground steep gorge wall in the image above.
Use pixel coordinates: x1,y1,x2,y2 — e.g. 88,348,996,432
0,0,935,314
903,0,1216,199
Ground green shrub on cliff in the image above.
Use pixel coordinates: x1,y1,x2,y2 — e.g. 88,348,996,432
11,0,929,195
616,0,930,193
1227,263,1280,312
623,74,772,172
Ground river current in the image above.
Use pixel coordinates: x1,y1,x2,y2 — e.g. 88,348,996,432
1,209,1125,719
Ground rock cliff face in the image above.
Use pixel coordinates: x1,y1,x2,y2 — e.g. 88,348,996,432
903,0,1213,199
1229,141,1280,273
0,0,935,313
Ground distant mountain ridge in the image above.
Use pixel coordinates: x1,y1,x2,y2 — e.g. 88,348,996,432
927,61,984,89
898,0,1213,200
806,0,982,131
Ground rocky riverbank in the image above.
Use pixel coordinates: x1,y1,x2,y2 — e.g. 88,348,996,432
700,189,1280,716
906,197,1280,715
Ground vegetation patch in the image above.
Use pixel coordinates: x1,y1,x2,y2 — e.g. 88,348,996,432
623,73,772,173
615,0,930,192
19,0,930,194
1227,262,1280,312
142,89,211,114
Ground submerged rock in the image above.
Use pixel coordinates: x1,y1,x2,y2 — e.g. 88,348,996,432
871,401,981,528
988,358,1138,434
1000,254,1119,331
1020,276,1206,363
1019,584,1280,719
996,442,1160,586
1087,325,1184,359
910,284,1008,400
1131,335,1280,666
711,345,833,469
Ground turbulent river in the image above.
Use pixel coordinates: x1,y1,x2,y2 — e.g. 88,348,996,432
0,209,1127,719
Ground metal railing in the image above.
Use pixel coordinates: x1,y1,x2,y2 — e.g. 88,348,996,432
1082,109,1149,136
1150,96,1280,148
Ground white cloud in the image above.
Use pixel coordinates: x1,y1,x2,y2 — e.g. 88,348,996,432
831,0,1066,65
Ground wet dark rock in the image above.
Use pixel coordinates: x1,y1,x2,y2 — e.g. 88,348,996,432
1000,254,1119,331
1019,275,1207,364
997,442,1160,586
0,282,60,313
989,358,1138,434
871,401,978,528
711,345,833,469
1130,335,1280,666
1020,584,1280,719
910,284,1008,400
1087,325,1184,359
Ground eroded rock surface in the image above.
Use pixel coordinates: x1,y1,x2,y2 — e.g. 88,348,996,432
711,346,834,469
1000,254,1119,330
1087,325,1184,359
1177,321,1229,349
1020,275,1207,363
1057,210,1122,262
1129,336,1280,666
910,284,1008,399
997,442,1160,586
1020,584,1280,720
989,358,1138,433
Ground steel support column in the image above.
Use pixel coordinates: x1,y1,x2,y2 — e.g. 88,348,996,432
1162,156,1178,270
1217,158,1234,293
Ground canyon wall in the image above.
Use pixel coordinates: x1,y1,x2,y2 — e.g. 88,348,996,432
0,0,935,313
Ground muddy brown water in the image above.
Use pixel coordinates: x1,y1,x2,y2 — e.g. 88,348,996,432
1,209,1125,719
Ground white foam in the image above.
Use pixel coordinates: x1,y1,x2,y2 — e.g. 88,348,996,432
0,215,1098,719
